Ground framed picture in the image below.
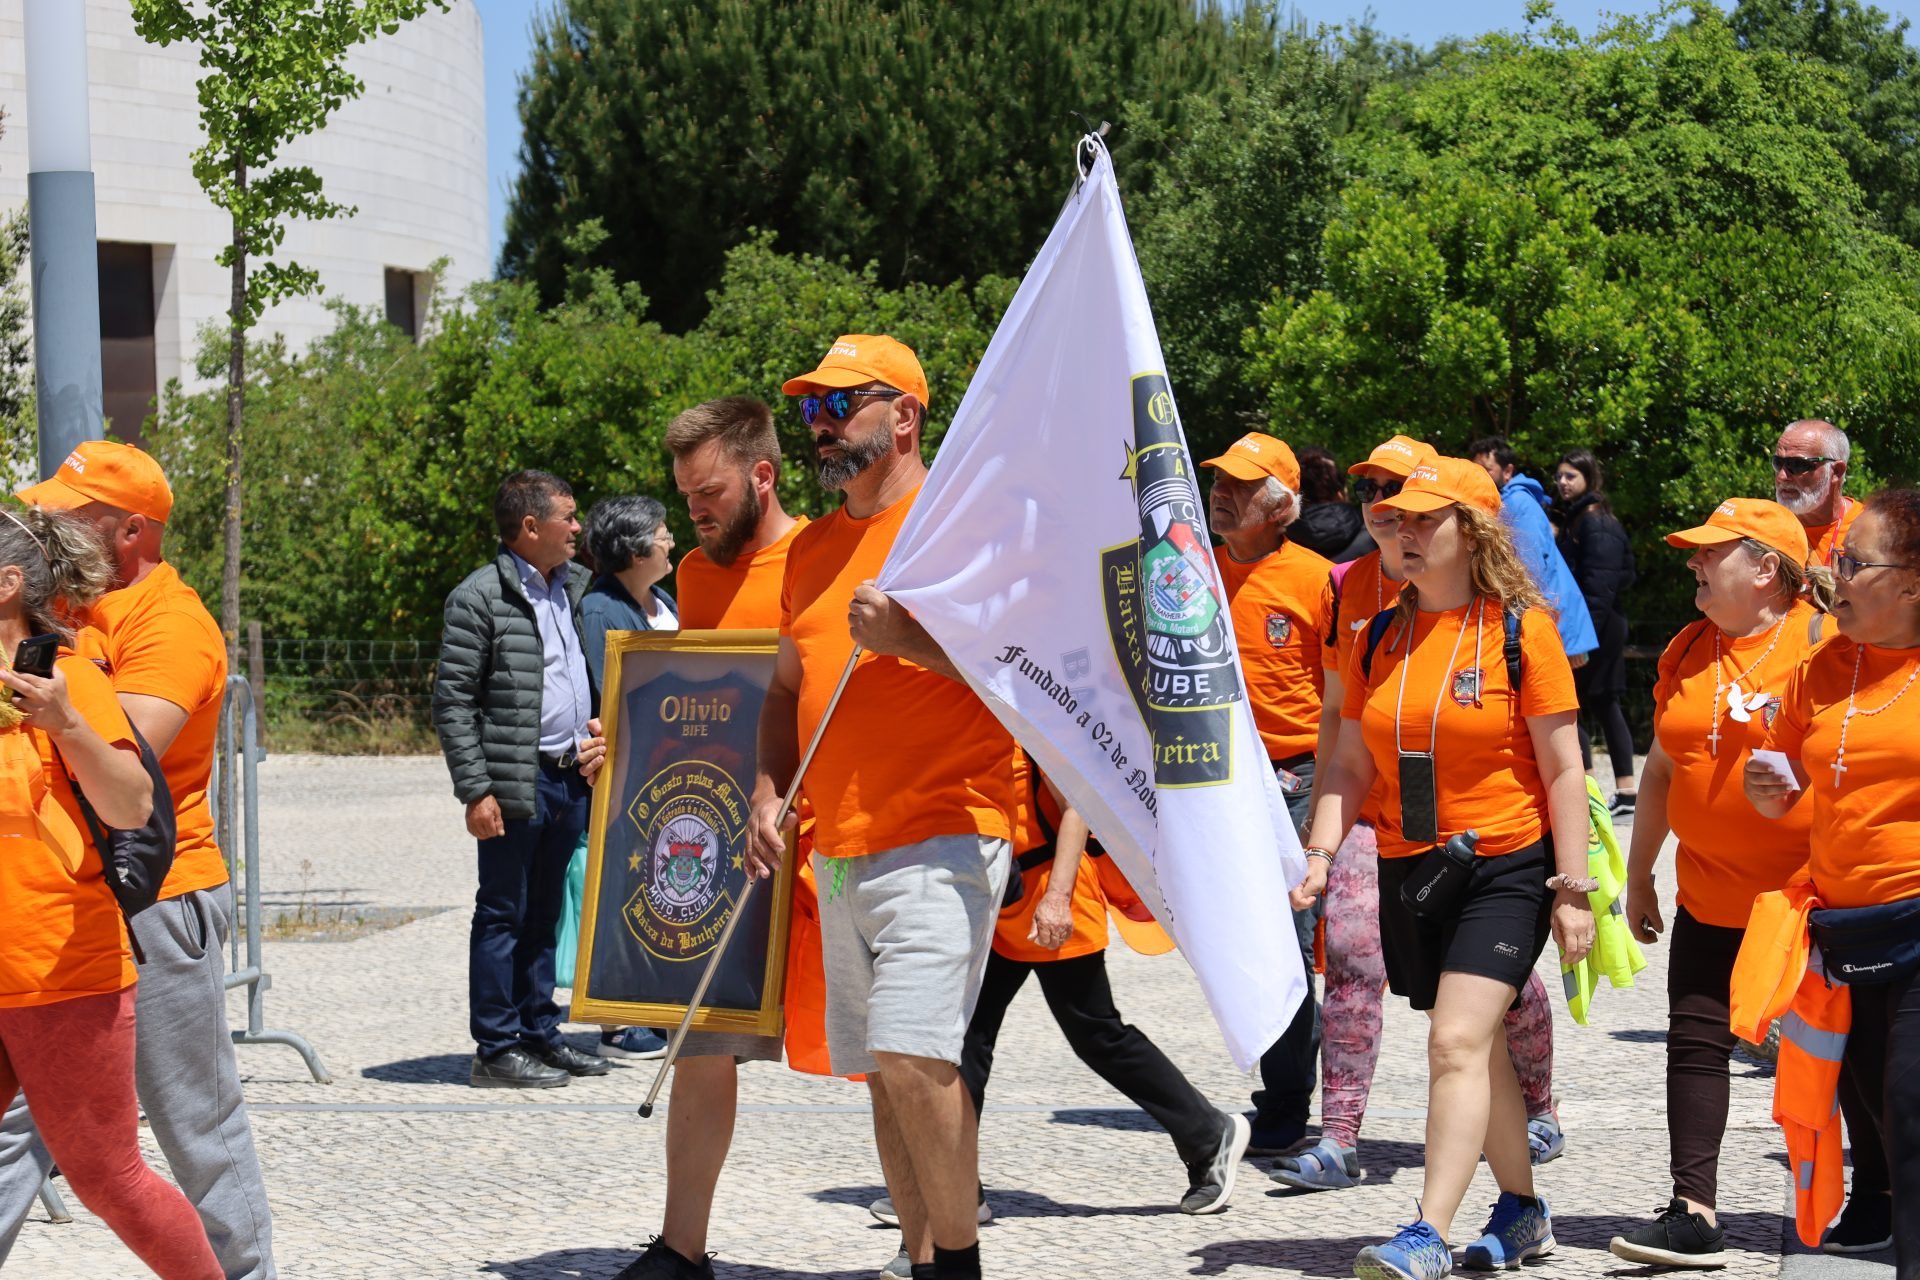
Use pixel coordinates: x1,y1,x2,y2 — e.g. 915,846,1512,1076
572,629,793,1035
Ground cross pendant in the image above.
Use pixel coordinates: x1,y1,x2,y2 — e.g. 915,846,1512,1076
1706,726,1722,753
1832,757,1848,787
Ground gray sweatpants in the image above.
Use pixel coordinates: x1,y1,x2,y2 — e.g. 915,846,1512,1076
0,885,277,1278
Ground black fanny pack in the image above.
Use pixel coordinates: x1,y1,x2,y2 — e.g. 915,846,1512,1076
1401,831,1482,919
1810,896,1920,986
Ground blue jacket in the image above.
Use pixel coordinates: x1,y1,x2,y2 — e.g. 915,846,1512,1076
1499,474,1598,657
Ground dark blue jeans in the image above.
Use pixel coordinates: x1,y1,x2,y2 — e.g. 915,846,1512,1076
469,762,590,1058
1251,754,1322,1141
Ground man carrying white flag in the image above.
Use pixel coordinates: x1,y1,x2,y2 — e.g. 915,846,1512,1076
876,136,1309,1072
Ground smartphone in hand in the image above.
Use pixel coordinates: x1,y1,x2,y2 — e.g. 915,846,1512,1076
12,634,58,680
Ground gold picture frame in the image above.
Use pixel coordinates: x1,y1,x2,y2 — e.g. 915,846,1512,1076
571,629,794,1035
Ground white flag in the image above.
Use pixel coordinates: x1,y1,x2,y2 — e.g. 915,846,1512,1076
877,140,1306,1069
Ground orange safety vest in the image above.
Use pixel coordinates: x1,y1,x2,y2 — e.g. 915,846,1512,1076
1729,872,1849,1246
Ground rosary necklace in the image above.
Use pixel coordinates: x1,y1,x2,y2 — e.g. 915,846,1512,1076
1831,646,1920,787
1707,615,1786,755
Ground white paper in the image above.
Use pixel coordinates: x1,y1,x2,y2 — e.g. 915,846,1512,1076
1749,749,1799,786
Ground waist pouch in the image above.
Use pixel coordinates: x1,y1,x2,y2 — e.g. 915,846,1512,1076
1401,836,1478,920
1811,896,1920,986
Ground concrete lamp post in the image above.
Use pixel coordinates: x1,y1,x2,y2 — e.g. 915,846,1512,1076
23,0,104,480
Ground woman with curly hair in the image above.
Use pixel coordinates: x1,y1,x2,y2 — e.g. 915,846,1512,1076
1298,458,1595,1280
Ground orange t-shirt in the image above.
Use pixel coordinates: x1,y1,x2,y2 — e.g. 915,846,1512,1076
1328,550,1406,674
1343,600,1579,859
88,563,228,899
1218,539,1335,761
780,488,1015,857
1765,637,1920,908
1,653,140,1007
1653,607,1822,928
1804,498,1862,569
676,519,810,630
995,754,1107,962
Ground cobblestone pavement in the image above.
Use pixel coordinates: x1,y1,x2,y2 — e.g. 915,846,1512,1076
10,755,1811,1279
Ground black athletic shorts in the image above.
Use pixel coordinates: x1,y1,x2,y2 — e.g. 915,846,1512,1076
1375,837,1553,1011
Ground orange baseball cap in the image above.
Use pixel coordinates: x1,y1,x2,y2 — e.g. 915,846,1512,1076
780,334,930,412
1349,434,1437,479
1373,456,1502,516
18,440,173,523
1201,432,1301,490
1665,497,1810,565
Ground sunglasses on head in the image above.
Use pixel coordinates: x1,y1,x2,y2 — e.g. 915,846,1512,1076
1351,477,1404,503
1834,551,1914,582
798,387,904,427
1773,454,1836,476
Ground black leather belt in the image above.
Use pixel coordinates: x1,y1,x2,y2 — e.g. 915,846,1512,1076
540,747,579,772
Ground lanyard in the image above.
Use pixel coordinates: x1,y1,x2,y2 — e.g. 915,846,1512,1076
1393,597,1485,757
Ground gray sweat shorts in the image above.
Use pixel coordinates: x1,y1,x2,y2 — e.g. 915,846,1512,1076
814,834,1012,1077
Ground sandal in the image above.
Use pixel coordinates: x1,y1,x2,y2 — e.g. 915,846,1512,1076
1267,1136,1362,1191
1528,1113,1566,1165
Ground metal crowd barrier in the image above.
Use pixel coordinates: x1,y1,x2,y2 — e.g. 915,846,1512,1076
211,674,331,1083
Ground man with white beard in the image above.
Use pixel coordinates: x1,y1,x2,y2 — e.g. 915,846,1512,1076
1772,419,1860,567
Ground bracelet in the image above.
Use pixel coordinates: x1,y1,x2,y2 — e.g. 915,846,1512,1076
1303,847,1336,866
1546,874,1600,894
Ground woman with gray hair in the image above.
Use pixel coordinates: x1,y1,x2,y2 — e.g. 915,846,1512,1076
581,495,678,686
573,495,678,1061
0,506,221,1278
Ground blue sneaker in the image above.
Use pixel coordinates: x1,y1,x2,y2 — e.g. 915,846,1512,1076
1461,1192,1555,1270
597,1027,669,1060
1355,1210,1453,1280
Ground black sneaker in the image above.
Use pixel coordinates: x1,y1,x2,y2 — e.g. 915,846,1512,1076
613,1237,715,1280
468,1045,569,1089
1608,792,1637,822
1180,1112,1251,1214
1823,1192,1893,1254
1608,1199,1727,1268
532,1039,612,1077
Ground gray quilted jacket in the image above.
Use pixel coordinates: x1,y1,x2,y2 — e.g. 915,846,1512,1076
432,547,595,820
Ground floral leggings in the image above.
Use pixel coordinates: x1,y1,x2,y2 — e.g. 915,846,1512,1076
1319,822,1556,1150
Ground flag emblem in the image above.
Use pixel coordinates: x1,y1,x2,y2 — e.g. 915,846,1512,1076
624,761,743,961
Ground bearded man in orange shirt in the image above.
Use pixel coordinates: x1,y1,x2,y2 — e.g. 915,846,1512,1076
0,442,277,1279
1773,419,1862,569
613,396,810,1280
747,336,1015,1280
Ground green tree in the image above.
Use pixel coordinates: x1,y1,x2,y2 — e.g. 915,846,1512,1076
0,110,34,477
1729,0,1920,245
1349,6,1870,240
1244,9,1920,625
129,0,451,654
146,235,1015,645
501,0,1283,330
1130,26,1431,435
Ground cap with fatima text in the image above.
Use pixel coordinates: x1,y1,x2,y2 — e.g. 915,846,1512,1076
1201,432,1301,490
780,334,930,412
1372,456,1502,516
17,440,173,523
1665,497,1810,565
1349,433,1437,479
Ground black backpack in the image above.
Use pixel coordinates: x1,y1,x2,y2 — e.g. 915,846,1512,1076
54,721,178,921
1360,605,1527,691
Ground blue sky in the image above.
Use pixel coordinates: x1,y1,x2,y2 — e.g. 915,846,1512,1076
470,0,1919,266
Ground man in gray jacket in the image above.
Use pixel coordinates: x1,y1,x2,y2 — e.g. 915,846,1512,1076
434,470,610,1088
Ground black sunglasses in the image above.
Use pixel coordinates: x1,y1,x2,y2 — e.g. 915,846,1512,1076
1351,477,1404,503
799,387,903,427
1773,454,1837,476
1834,551,1915,582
